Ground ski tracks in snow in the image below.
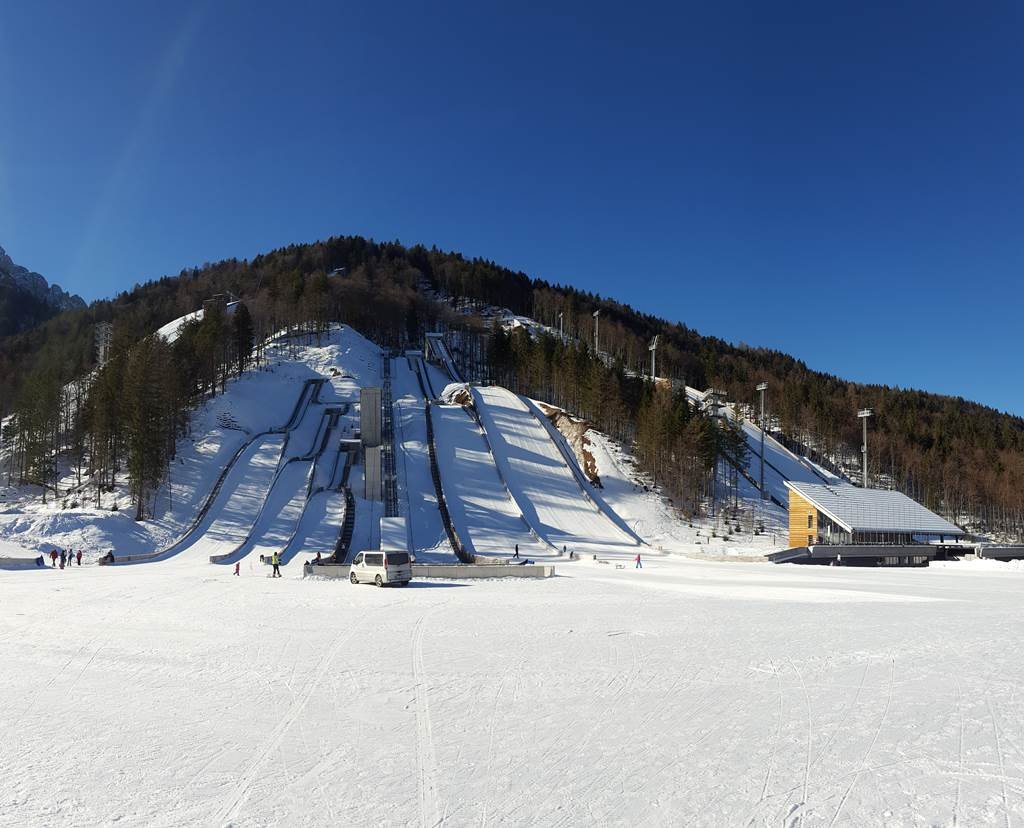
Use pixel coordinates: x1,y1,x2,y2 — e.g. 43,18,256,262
210,617,365,827
412,608,444,828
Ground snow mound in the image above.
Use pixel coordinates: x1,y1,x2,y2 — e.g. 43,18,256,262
441,382,473,406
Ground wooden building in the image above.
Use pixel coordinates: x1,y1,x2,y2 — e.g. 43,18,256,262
785,481,964,548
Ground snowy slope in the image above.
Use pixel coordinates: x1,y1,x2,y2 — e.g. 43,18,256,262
586,429,788,555
147,434,285,563
473,385,640,556
0,325,382,565
431,403,547,558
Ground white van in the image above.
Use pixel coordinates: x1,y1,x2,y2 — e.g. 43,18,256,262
349,551,413,587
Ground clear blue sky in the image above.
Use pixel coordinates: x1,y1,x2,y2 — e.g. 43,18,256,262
2,2,1022,414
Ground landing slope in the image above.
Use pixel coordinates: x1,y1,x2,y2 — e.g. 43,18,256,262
473,385,640,555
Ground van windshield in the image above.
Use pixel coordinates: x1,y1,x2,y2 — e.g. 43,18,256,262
386,552,410,565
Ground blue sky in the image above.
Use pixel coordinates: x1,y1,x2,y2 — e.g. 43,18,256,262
2,2,1022,414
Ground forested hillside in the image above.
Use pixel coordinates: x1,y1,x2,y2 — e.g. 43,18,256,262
0,235,1020,537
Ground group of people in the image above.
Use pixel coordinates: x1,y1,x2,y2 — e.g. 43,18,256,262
40,548,83,569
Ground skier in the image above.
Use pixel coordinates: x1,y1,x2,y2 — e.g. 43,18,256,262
271,551,281,578
635,552,642,569
513,544,519,559
234,561,240,576
76,550,82,566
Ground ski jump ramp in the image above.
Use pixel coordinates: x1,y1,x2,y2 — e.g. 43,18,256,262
431,403,547,558
471,386,641,556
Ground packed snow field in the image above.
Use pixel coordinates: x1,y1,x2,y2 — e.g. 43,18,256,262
3,556,1024,826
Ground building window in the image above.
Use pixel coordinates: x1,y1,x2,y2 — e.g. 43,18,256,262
807,514,814,529
808,534,814,546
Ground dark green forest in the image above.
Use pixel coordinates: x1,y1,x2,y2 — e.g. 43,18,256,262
0,235,1020,537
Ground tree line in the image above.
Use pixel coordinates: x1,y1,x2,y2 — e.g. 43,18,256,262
0,235,1020,537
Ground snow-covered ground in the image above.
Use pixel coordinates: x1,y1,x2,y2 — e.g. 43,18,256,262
4,555,1024,826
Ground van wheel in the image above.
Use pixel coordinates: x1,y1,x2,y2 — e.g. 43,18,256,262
375,575,383,587
350,572,358,584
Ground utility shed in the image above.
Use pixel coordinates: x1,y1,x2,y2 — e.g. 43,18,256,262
785,481,965,549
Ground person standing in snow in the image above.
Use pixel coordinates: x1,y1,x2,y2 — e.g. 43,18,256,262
271,551,281,578
76,550,82,566
234,561,240,576
513,544,519,559
59,550,66,569
635,552,642,569
50,550,57,567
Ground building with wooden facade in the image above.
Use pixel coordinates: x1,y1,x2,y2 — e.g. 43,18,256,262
771,481,967,566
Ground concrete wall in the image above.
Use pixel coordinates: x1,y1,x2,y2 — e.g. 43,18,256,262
0,556,43,571
304,562,555,579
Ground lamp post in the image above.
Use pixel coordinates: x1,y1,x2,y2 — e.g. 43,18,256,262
648,335,659,381
592,309,600,354
858,408,873,488
756,382,768,499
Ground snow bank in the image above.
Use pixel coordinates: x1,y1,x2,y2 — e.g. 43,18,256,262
440,382,472,406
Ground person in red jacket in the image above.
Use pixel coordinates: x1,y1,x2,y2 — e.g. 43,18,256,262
50,550,58,567
635,553,642,569
76,550,82,566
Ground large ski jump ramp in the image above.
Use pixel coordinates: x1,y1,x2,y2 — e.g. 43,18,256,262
431,404,546,557
391,357,456,561
472,386,640,555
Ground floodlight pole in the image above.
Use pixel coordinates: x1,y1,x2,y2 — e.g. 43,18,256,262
592,310,600,354
648,335,659,381
756,382,768,499
858,408,873,488
557,311,564,340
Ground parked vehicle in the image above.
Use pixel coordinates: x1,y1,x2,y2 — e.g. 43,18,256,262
349,551,412,587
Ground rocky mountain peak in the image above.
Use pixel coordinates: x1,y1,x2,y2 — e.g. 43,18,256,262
0,245,86,313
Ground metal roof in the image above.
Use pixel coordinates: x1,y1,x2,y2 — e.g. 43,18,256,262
785,481,964,536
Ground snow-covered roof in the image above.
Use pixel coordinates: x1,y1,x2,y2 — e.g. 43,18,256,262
785,481,964,536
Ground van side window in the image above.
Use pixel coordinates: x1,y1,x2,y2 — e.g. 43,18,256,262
366,553,384,567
